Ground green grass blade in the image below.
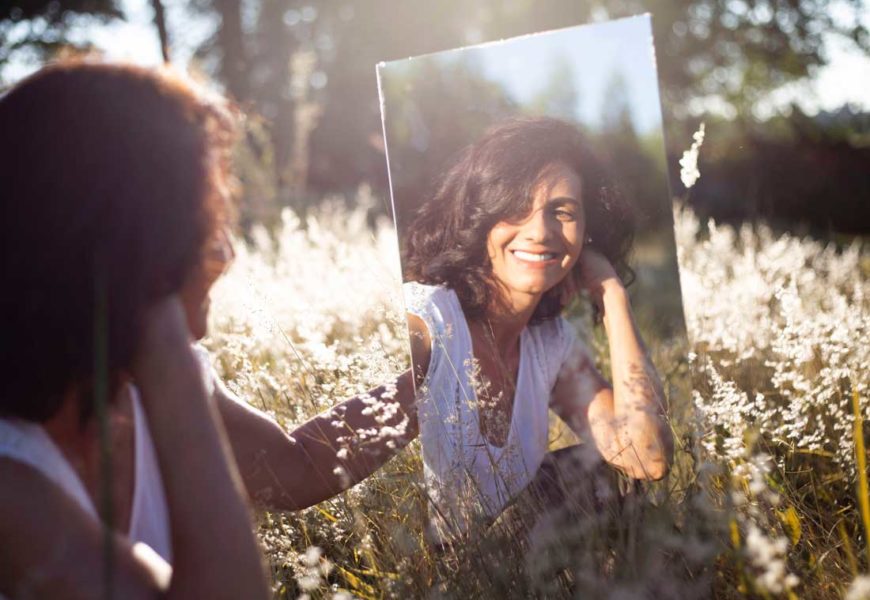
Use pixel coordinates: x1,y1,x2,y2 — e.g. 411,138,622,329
852,384,870,568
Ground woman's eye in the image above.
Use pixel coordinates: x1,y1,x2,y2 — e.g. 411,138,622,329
553,208,576,221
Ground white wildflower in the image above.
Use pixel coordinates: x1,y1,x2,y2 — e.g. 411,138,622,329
744,524,798,594
679,122,705,189
302,546,322,567
297,575,321,591
846,575,870,600
675,207,869,473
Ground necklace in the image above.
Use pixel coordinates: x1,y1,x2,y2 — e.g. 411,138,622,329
471,319,519,448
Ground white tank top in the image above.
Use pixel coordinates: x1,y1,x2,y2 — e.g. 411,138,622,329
0,387,172,560
404,282,586,542
0,346,216,595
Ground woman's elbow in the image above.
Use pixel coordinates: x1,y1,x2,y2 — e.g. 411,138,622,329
641,456,670,481
640,428,674,481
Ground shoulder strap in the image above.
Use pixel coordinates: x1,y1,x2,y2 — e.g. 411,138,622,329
128,387,173,562
0,418,98,520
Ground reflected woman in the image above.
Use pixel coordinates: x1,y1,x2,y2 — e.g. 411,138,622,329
400,116,673,542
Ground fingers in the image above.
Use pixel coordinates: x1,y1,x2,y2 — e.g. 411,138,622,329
131,296,195,379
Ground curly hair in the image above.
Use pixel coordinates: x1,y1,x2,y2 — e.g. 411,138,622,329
402,116,635,323
0,61,237,422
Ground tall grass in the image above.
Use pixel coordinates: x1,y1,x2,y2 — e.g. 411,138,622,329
205,192,868,598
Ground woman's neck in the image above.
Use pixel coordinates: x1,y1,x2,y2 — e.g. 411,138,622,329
479,289,541,350
41,385,136,531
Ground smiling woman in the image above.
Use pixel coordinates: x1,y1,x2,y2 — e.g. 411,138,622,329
400,116,672,543
485,162,585,303
403,117,635,324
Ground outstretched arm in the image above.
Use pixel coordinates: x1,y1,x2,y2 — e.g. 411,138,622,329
216,313,432,511
551,250,673,480
216,370,418,511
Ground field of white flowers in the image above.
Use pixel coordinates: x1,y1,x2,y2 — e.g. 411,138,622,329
203,187,868,599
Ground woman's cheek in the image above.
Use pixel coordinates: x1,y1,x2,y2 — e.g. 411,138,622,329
179,275,211,340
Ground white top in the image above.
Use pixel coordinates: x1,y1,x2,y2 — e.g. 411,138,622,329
404,282,586,541
0,346,215,595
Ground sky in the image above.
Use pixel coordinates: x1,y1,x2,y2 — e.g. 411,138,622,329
405,15,665,134
7,0,869,118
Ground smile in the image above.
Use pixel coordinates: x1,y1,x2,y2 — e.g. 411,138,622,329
511,250,559,263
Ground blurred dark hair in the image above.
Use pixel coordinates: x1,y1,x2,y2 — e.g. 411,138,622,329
0,60,237,422
402,116,635,322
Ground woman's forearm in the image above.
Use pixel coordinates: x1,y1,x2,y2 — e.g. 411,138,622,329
135,303,268,599
220,369,420,511
292,370,420,504
598,281,673,479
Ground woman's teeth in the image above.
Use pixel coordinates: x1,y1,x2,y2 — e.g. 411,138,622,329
512,250,557,262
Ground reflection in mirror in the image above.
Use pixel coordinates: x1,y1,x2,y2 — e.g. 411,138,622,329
379,15,698,593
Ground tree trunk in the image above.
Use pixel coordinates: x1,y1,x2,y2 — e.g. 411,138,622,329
150,0,171,63
214,0,248,101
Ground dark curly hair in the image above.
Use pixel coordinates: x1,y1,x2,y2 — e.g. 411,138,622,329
0,61,237,422
402,116,635,323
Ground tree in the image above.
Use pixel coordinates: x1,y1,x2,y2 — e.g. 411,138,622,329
0,0,122,85
150,0,170,63
6,0,862,216
379,55,516,230
187,0,868,200
555,0,869,122
529,54,581,122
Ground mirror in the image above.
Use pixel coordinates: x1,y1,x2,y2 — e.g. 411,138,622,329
378,14,687,546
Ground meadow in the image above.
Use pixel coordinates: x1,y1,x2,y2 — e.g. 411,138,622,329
203,188,868,599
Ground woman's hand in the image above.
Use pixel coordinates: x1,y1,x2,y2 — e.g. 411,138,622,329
576,249,624,316
555,249,673,480
132,296,193,371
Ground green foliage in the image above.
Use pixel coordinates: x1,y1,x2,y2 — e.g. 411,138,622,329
683,105,870,233
0,0,121,81
4,0,866,228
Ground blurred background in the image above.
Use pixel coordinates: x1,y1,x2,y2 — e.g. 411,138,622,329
1,0,868,237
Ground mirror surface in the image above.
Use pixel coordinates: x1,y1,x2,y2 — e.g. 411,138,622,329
377,14,688,543
379,14,685,338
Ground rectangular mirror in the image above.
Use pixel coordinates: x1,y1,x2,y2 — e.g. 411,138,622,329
377,12,688,559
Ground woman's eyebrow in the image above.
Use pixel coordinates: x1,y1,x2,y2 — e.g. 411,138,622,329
548,197,581,207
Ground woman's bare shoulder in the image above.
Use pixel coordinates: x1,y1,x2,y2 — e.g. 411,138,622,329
406,313,432,386
0,458,161,599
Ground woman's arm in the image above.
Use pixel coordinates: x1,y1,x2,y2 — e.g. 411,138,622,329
0,298,269,600
551,251,673,480
0,458,167,599
216,313,431,511
133,297,270,598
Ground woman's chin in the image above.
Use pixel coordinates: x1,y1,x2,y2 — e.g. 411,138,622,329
190,319,208,341
514,275,564,296
192,304,210,340
183,300,210,341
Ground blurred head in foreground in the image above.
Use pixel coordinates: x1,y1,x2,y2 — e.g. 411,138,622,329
0,60,237,422
402,116,635,322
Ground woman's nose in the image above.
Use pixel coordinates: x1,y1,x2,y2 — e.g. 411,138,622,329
222,228,236,264
205,227,235,279
521,209,555,242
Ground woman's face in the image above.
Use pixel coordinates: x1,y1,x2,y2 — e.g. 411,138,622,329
486,162,584,305
180,227,235,340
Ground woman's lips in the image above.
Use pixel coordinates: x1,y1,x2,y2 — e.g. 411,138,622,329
510,249,561,266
